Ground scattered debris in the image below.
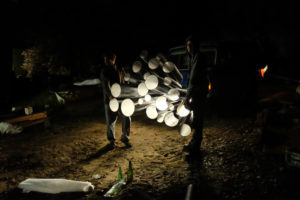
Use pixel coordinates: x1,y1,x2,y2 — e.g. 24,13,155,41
54,92,65,105
24,106,33,115
104,166,129,197
285,147,300,168
92,174,101,180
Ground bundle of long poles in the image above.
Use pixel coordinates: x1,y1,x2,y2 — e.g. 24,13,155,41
109,50,193,137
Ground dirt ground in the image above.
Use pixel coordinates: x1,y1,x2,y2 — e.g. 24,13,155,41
1,95,300,200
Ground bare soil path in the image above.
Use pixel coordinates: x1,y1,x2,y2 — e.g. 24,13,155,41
0,99,299,200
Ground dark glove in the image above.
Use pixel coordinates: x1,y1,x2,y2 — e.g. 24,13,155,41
183,96,193,110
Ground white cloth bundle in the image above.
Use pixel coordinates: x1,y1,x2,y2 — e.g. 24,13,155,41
0,122,23,135
18,178,94,194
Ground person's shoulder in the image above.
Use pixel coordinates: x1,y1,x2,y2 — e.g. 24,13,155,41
102,65,110,71
101,66,111,76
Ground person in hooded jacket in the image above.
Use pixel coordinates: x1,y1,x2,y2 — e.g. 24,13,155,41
182,35,209,158
100,51,131,148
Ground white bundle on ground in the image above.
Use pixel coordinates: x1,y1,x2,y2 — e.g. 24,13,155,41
0,122,23,135
73,78,101,86
109,50,194,136
18,178,94,194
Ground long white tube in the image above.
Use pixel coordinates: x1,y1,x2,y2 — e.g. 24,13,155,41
163,61,183,82
164,76,182,88
132,61,143,73
121,98,135,117
157,111,168,123
124,73,140,84
155,96,168,111
167,88,180,101
109,98,119,112
137,82,148,96
178,116,192,136
146,105,158,119
164,111,179,127
179,124,192,137
143,72,151,80
148,58,160,70
140,50,149,63
145,75,159,90
110,83,139,98
176,103,190,117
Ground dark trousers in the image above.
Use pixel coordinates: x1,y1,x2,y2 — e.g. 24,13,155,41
190,92,206,147
104,104,131,142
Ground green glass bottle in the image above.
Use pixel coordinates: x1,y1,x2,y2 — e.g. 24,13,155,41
118,167,123,181
104,179,126,197
127,160,133,183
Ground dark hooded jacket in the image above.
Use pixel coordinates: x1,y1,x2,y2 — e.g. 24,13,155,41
185,36,209,102
100,63,120,104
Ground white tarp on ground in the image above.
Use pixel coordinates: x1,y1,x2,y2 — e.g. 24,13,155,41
73,78,101,86
0,122,23,135
18,178,95,194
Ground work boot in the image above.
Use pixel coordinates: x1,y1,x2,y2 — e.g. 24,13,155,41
185,151,202,163
183,140,201,157
121,137,132,148
107,140,115,150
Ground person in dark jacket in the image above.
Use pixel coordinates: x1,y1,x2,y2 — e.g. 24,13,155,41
100,52,131,148
183,35,209,158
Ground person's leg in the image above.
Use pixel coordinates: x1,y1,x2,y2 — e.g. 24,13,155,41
183,95,205,155
183,107,203,153
121,115,131,141
190,110,203,149
105,104,118,144
121,115,131,146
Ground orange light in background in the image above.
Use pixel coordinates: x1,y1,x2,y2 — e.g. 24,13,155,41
258,65,268,78
259,68,264,78
208,82,212,91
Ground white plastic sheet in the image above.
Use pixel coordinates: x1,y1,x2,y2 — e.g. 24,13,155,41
18,178,94,194
73,78,101,86
0,122,23,135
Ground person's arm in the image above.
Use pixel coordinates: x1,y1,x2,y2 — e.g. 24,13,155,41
100,68,112,101
117,66,126,84
186,54,198,99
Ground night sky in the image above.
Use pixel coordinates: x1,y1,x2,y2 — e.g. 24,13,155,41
0,0,299,79
4,0,299,51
